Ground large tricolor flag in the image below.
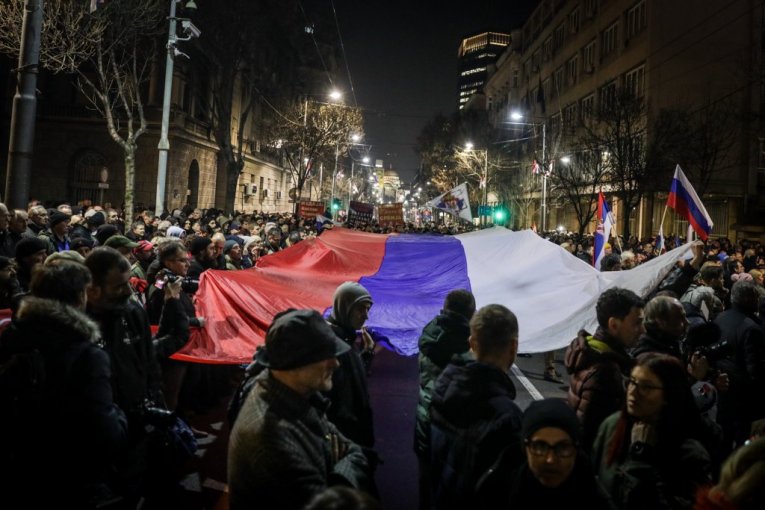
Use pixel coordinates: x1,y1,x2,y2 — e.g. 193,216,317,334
593,192,614,270
667,165,713,241
173,227,692,364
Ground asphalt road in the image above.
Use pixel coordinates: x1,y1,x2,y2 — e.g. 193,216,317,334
175,347,569,509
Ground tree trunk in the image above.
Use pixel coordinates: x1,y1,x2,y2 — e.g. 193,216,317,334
123,144,136,219
225,159,243,213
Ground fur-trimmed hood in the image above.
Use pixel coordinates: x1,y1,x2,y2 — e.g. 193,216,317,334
14,296,101,348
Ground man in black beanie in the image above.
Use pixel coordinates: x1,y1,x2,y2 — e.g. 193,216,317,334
478,398,613,508
188,236,216,280
14,236,48,292
39,211,71,254
95,224,119,246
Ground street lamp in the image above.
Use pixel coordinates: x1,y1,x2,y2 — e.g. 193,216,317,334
155,0,200,215
509,111,547,231
464,142,489,225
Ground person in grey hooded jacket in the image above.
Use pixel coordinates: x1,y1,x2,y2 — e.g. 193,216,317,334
326,281,376,448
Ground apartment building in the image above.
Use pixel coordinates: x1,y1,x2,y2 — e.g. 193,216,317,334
458,32,512,110
483,0,765,240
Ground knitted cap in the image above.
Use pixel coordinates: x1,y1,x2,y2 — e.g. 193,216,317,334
522,398,581,442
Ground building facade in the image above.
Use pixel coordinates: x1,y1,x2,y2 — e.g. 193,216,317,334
482,0,765,241
458,32,511,110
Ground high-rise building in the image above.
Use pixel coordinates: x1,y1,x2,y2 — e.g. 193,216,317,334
457,32,511,110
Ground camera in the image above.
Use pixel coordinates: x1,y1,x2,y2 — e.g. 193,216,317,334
684,322,732,363
695,339,732,363
154,270,180,290
181,19,201,38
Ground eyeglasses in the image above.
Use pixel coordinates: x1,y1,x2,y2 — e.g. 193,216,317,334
525,439,577,458
624,377,663,394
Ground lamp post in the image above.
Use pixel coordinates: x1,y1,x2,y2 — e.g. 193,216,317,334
510,111,547,231
155,0,199,215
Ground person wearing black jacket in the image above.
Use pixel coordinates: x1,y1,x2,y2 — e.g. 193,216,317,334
429,304,524,509
85,247,188,505
0,262,128,508
414,289,475,510
326,281,376,448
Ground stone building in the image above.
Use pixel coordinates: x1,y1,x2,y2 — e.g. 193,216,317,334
481,0,765,240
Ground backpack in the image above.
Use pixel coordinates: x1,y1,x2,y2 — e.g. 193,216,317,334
227,352,266,427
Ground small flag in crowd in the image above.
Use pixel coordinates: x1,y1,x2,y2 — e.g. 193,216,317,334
594,192,614,270
531,159,541,174
666,165,713,241
425,183,473,222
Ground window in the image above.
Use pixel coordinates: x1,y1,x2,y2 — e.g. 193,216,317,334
553,24,566,52
569,8,581,34
625,65,645,98
585,0,597,18
599,81,617,112
550,113,562,137
626,1,647,40
583,40,596,72
542,78,552,101
533,49,542,68
512,68,519,88
554,67,565,94
580,94,595,121
543,37,553,62
564,104,578,132
566,55,579,85
601,22,618,59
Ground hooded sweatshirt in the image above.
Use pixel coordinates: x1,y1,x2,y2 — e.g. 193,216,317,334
325,282,375,447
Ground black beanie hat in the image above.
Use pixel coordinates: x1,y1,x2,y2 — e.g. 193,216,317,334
522,398,581,443
49,211,71,229
88,211,106,227
190,236,212,256
95,224,119,246
15,237,48,260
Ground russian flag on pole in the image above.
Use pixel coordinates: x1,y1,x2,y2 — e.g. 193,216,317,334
594,192,613,270
667,165,713,241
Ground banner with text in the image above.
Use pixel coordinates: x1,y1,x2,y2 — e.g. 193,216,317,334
378,203,404,226
298,200,325,219
348,201,375,227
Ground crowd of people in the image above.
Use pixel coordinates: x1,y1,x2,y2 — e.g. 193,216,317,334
0,200,763,509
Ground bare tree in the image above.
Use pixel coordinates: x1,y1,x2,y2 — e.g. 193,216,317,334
0,0,162,215
580,87,666,238
549,150,610,235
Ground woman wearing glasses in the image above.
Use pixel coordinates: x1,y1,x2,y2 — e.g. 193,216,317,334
593,353,712,509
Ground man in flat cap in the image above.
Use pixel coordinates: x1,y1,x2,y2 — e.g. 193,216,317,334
228,309,374,510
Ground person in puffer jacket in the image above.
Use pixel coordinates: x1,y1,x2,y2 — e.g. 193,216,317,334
564,287,645,450
414,289,475,510
429,304,524,510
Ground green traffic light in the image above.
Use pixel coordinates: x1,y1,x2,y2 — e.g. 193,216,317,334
493,210,506,221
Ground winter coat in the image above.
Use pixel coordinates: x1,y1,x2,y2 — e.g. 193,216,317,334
565,327,634,450
86,300,165,417
228,371,372,510
593,412,711,510
429,358,523,509
0,297,128,507
713,306,765,443
414,310,472,457
631,327,683,359
326,318,375,447
485,452,615,510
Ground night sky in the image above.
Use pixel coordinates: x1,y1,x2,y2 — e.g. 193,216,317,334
334,0,538,182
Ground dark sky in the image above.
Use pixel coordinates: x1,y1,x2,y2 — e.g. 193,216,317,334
334,0,538,182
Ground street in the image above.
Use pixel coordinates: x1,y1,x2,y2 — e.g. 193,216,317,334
178,348,568,510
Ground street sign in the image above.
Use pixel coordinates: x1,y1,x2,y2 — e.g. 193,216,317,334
97,182,109,189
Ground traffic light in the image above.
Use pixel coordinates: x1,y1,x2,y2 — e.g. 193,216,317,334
493,205,509,224
331,198,341,211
